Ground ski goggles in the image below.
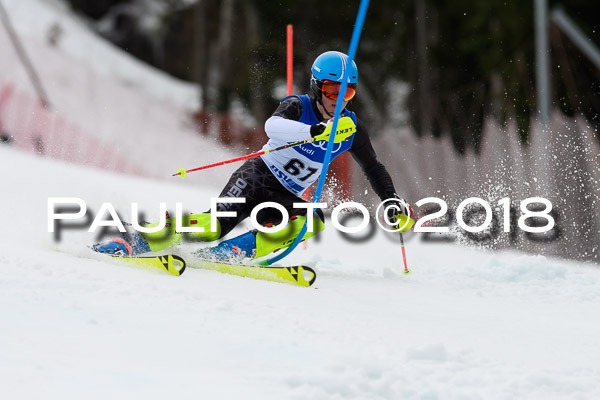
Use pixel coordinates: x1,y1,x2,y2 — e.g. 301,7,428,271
321,80,357,101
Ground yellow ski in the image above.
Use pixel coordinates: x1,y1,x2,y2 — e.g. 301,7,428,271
112,254,186,276
189,259,317,287
110,254,316,287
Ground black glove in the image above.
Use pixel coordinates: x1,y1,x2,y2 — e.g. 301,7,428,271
310,121,327,138
385,194,415,232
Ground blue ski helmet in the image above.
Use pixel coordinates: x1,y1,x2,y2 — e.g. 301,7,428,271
310,51,358,100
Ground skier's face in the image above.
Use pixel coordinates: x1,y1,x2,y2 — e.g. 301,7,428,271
320,94,348,117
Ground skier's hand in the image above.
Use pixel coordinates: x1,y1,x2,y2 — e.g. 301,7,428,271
310,116,356,143
385,195,415,232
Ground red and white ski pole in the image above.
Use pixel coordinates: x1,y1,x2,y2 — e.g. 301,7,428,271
173,136,317,178
399,232,410,274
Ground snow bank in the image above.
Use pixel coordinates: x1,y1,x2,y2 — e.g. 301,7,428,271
3,0,198,110
1,0,237,184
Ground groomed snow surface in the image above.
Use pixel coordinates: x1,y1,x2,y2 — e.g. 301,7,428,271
1,146,600,400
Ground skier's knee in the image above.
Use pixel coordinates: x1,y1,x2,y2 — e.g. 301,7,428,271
254,214,324,258
142,213,221,252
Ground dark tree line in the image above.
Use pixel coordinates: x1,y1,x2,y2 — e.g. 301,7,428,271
67,0,599,153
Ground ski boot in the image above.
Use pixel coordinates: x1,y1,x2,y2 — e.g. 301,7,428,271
194,214,326,262
195,231,257,262
91,232,152,256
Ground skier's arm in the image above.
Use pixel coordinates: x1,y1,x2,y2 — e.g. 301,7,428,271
350,119,415,231
266,97,355,143
264,97,312,141
264,116,312,141
349,118,397,201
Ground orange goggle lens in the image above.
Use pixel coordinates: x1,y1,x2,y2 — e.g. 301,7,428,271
322,81,357,101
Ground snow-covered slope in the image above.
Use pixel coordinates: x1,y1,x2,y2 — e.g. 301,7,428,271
1,0,238,183
2,1,600,398
3,0,198,110
2,145,600,400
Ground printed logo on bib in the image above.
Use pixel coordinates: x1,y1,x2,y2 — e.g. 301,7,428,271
311,141,343,152
293,138,351,163
268,164,305,194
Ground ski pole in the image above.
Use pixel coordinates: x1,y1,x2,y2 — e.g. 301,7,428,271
399,232,410,274
173,137,317,178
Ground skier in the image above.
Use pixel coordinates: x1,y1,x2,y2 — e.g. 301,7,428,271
93,51,414,260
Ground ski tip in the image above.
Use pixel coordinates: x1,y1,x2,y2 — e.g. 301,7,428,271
301,265,317,287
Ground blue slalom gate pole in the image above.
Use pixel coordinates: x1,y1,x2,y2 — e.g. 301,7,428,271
262,0,371,266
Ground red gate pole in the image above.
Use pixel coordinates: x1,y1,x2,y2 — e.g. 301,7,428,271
287,25,293,96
